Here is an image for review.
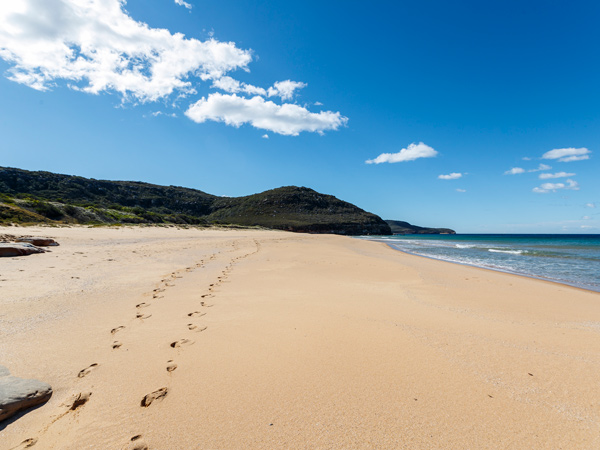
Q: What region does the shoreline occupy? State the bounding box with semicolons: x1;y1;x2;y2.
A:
2;226;600;449
378;241;600;294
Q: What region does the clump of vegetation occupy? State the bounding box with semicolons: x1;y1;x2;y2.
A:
23;200;65;220
0;193;15;204
0;203;51;224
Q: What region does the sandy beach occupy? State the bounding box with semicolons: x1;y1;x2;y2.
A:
1;225;599;450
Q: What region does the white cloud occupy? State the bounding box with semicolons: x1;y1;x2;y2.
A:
529;163;552;172
586;203;596;208
438;172;462;180
212;76;241;92
538;172;575;179
522;157;532;161
0;0;252;102
504;167;525;175
185;93;348;136
456;188;466;193
583;216;591;220
532;179;580;194
262;134;269;139
174;0;192;9
314;101;323;106
542;147;591;162
267;80;306;100
212;76;267;96
212;77;307;100
365;142;437;164
506;164;551;174
240;85;266;96
150;110;177;118
558;155;590;162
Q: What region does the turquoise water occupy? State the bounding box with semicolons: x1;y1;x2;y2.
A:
360;234;600;292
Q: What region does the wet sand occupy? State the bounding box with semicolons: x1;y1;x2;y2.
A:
1;225;599;449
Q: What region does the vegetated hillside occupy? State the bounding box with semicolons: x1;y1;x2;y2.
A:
0;167;391;235
385;220;456;235
209;186;391;235
0;167;216;215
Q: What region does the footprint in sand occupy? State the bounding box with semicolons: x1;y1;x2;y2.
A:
64;392;92;411
187;311;206;317
153;288;164;293
140;387;168;407
200;301;213;307
152;294;163;299
111;326;125;335
77;363;98;378
166;360;177;372
9;438;38;449
187;324;207;332
43;392;92;430
170;339;193;348
200;294;213;299
136;302;150;309
112;341;123;349
123;435;149;450
136;313;152;320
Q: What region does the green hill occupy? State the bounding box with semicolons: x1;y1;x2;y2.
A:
209;186;390;234
0;167;391;235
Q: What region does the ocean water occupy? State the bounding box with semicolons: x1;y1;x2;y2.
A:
360;234;600;292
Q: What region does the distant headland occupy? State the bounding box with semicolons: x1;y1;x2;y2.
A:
385;220;456;235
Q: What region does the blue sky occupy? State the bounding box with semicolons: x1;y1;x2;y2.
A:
0;0;599;233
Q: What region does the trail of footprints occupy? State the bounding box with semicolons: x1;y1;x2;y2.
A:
11;240;262;449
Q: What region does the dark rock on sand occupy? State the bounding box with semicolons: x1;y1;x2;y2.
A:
0;365;52;422
0;243;46;257
16;237;59;247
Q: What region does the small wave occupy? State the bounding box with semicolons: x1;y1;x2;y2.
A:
455;244;476;249
488;249;524;255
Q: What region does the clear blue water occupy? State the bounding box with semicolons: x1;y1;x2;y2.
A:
359;234;600;292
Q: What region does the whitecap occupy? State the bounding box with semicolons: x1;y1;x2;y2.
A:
488;249;523;255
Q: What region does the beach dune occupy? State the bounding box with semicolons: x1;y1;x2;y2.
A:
1;226;599;449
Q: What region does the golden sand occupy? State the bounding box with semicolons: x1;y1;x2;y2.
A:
1;226;599;449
